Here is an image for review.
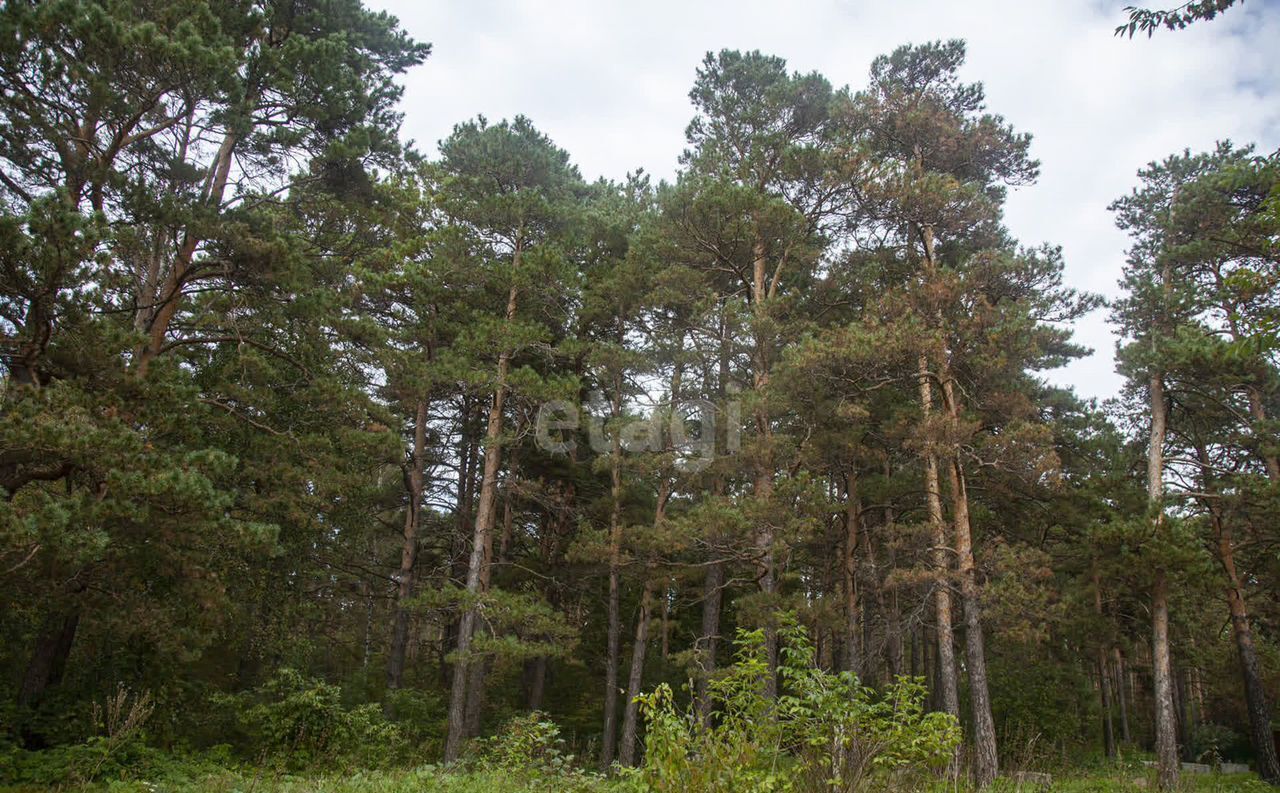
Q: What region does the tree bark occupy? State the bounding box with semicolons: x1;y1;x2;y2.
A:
1152;571;1179;790
134;116;245;379
1175;665;1193;762
601;368;626;768
750;227;779;699
1094;571;1117;759
1201;451;1280;783
917;355;959;720
619;581;654;767
945;453;998;787
696;560;724;724
526;656;547;711
697;316;730;722
1148;371;1179;791
444;267;519;763
387;399;429;694
17;609;80;713
842;471;864;678
1114;647;1132;745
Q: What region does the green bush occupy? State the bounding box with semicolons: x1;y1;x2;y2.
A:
236;669;405;769
474;712;610;792
636;619;961;793
0;685;158;787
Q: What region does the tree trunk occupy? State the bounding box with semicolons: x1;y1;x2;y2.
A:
1148;371;1179;791
1175;665;1194;762
1204;462;1280;783
17;609;80;713
444;272;519;763
1245;385;1280;480
466;470;519;738
945;454;998;787
1099;654;1117;760
619;581;654;767
134;118;245;379
910;622;922;678
1115;647;1132;745
388;399;429;695
842;471;863;677
601;368;626;769
1152;571;1180;790
917;355;959;720
879;461;905;683
1095;571;1117;760
750;227;779;699
697;318;729;722
696;560;724;724
526;656;547;711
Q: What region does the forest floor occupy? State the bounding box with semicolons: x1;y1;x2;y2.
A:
0;762;1273;793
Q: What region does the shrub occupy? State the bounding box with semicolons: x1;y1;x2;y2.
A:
636;618;961;793
474;712;612;792
0;685;158;787
237;668;404;769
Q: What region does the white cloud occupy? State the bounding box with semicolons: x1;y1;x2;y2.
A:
369;0;1280;402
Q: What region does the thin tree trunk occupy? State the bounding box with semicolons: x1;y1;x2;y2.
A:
1100;655;1117;759
660;583;672;660
1148;371;1179;791
1095;571;1117;760
750;228;779;699
1201;448;1280;783
1115;647;1132;745
444;268;519;763
867;485;904;683
697;317;729;722
1245;386;1280;480
467;468;519;737
1175;665;1193;762
842;471;864;677
883;570;905;682
944;452;998;787
526;656;547;711
388;399;429;694
619;581;654;766
1218;277;1280;480
918;355;959;720
880;460;905;683
601;366;626;768
134;117;246;379
696;560;724;724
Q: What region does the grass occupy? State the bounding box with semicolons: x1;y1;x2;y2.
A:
0;757;1272;792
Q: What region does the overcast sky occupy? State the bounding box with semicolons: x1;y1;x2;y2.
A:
366;0;1280;402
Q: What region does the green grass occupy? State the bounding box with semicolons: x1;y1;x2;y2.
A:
0;759;1271;793
0;765;629;793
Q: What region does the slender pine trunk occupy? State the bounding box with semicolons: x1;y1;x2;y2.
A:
601;366;626;768
1148;371;1179;791
619;581;654;766
945;454;998;787
917;356;959;720
388;400;429;695
1115;647;1132;744
842;471;863;677
1095;571;1117;759
1200;446;1280;783
444;267;519;763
